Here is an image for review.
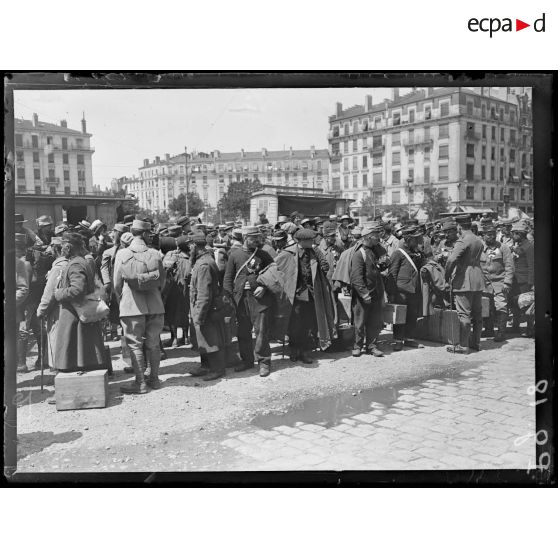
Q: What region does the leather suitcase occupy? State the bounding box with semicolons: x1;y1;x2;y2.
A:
415;308;442;342
440;309;461;345
55;369;109;411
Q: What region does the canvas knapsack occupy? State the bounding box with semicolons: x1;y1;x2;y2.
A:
120;248;161;291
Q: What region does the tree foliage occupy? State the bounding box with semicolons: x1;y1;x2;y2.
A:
168;191;205;217
421;187;449;220
217;180;263;222
360;196;410;221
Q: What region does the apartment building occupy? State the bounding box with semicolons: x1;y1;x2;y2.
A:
328;87;534;216
14;113;94;196
123;147;330;213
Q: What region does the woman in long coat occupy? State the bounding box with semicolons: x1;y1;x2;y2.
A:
53;232;106;372
162;236;192;347
36;238;68;370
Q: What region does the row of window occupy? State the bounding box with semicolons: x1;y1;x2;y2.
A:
16;150;85;165
333;97;518;137
16;168;86;181
18;183;86;195
15;134;85;150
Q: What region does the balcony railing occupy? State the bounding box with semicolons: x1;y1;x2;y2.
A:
369;144;385;154
45;177;60;184
402;138;433;150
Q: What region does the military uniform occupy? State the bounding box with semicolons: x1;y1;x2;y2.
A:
114;225;166;392
445;227;486;352
480;238;514;340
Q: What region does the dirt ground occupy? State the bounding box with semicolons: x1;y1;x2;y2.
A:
13;329;527;473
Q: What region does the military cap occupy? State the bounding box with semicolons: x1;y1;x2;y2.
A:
192;231;207;244
232;228;243;241
401;225;422;238
120;232;134;246
225;221;235;228
482;224;496;233
15;232;27;246
50;236;64;246
454;213;472;224
54;223;69;236
442;220;457;231
176;215;190;226
15;213;27;223
294;228;317;241
36;215;53;227
168;225;183;236
272;229;288;241
361;221;383;236
176;235;190;249
405;218;419;226
62;231;85;248
113;223;129;233
131;219;151;231
242;225;261;236
511;221;529;233
323;225;337;237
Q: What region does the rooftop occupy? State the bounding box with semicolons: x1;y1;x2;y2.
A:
15;118;91;137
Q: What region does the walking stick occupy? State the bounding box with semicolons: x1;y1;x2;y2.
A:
40;317;45;392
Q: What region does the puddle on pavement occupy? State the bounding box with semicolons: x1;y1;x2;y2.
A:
252;362;477;431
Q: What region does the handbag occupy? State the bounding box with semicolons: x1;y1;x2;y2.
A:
71;287;110;323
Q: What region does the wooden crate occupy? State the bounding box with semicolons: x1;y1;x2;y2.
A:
382;303;407;325
55;369;109;411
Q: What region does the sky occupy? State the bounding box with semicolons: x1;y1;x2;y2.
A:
14;87;411;189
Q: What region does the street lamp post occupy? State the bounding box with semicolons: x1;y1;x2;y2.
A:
184;146;189;217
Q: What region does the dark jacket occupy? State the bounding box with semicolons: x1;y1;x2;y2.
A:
189;251;225;354
445;230;486;293
512;239;534;285
480;241;515;287
53;256;106;371
223;246;275;309
389;243;423;295
16;257;31;322
349;245;385;303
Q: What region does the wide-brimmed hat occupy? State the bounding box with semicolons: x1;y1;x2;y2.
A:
401;225;422;238
511;221;529;233
339;214;353;223
442;220;457;231
281;222;298;235
89;219;105;233
454;214;472;225
242;226;261;236
272;229;288;241
300;218;315;227
36;215;53;227
168;224;183;236
54;223;69;236
113;223;129;234
277;215;289;224
176;215;190;226
352;225;363;237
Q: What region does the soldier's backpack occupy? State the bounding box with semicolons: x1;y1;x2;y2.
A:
120;248;161;292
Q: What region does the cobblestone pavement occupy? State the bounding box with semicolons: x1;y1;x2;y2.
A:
214;341;536;470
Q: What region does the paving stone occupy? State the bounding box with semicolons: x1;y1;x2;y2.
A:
273;425;299;435
292;430;320;441
299;423;326;433
352;413;380;424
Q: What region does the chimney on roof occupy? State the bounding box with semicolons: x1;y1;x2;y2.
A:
155;156;160;164
336;102;343;117
81;112;87;133
310;145;316;158
393;88;400;100
60;119;67;128
165;153;170;161
289;146;293;157
365;95;373;111
241;149;245;158
262;148;267;157
214;149;220;159
384;99;390;110
32;113;39;127
427;87;434;97
143;158;149;167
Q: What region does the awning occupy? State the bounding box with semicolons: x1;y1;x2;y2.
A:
510;175;519;181
522;171;532;180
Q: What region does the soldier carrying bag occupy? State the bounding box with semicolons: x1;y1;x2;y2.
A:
120;249;161;292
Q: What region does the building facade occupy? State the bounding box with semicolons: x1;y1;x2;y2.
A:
327;87;534;217
122;147;330;214
14;113;124;227
14;113;95;197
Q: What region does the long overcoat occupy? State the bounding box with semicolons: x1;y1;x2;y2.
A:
53;256;106;372
274;244;337;350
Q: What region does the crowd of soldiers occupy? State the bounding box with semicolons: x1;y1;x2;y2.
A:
13;208;535;396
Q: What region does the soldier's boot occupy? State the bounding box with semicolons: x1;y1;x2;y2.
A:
34;334;48;370
482;315;495;338
145;348;162;389
299;351;314;364
120;351;148;394
17;337;29;373
163;326;176;348
448;322;471;354
493;311;508;342
289;346;300;362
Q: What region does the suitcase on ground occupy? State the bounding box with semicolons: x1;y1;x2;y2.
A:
382;303;407;324
415;308;442;342
337;323;355;348
55;369;109;411
440;309;461;345
338;294;352;321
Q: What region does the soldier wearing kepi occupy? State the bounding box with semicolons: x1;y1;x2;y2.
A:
480;223;514;342
223;226;275;377
445;214;486;354
349;222;385;358
388;225;424;349
189;231;227;381
114;219;166;393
